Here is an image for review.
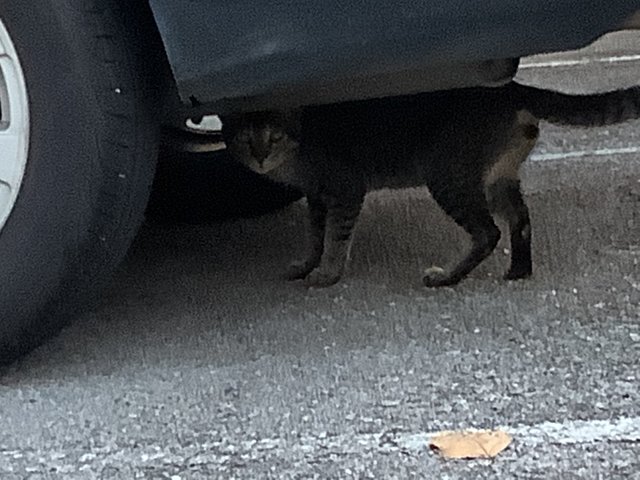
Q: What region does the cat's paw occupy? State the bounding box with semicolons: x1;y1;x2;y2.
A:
303;268;341;288
422;266;456;288
285;261;315;280
504;266;532;281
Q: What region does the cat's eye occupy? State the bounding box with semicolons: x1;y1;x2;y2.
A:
270;132;284;143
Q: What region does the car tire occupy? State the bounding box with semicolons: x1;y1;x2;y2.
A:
147;149;303;224
0;0;164;363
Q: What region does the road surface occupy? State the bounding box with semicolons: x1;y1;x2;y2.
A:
1;32;639;479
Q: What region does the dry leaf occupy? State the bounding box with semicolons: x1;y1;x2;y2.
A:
429;429;512;459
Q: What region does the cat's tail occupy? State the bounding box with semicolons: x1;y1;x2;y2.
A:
511;81;640;127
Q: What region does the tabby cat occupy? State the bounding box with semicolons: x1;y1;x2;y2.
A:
221;81;640;288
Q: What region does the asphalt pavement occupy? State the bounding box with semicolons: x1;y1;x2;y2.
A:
1;32;639;479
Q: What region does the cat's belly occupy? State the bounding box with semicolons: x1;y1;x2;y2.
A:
264;158;428;194
366;171;425;191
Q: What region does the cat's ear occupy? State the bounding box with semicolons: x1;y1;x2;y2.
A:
283;109;303;137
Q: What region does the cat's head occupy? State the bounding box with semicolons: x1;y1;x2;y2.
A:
221;110;300;174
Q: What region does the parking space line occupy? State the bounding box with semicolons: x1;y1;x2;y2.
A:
398;416;640;451
531;146;640;161
521;54;640;69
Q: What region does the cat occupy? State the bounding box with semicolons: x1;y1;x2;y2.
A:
221;81;640;288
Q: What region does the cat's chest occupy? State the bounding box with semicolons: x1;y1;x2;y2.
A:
264;161;306;189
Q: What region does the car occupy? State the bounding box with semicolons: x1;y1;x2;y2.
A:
0;0;638;363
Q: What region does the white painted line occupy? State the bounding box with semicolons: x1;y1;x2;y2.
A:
399;416;640;452
531;146;640;161
521;54;640;69
2;416;639;470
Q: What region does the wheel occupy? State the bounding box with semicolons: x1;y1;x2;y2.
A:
0;0;163;363
146;148;303;224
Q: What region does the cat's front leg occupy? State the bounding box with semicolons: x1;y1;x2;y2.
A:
304;194;364;288
286;195;327;280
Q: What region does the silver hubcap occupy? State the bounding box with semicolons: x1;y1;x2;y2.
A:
0;17;29;232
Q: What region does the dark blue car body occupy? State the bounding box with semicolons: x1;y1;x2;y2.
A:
149;1;638;113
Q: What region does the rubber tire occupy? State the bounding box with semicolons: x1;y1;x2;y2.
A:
0;0;163;363
147;148;303;224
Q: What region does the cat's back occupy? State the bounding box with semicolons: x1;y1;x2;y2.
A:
301;86;514;143
302;92;444;135
295;86;519;191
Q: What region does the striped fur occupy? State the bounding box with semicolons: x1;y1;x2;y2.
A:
221;81;640;288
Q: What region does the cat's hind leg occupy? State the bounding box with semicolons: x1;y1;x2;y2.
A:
423;182;501;287
484;115;538;280
286;195;327;280
486;178;532;280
